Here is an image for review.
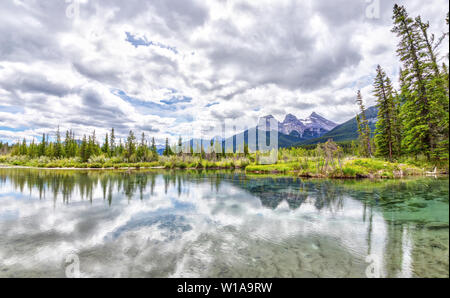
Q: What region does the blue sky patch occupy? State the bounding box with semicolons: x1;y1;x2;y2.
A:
125;32;178;54
111;89;177;115
0;105;25;113
205;102;219;108
0;126;26;132
160;96;192;105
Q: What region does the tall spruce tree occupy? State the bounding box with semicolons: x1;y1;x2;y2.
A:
54;126;64;158
415;16;443;77
110;128;115;156
80;135;88;162
417;15;449;161
27;139;38;158
137;132;148;161
63;130;74;158
102;133;110;156
356;90;372;157
393;5;449;161
151;137;157;156
163;138;172;156
373;65;400;160
38;133;46;157
86;135;93;161
20;138;27;155
392;5;432;158
178;136;183;156
125;130;136;161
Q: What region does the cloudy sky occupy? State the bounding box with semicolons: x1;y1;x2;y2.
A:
0;0;448;145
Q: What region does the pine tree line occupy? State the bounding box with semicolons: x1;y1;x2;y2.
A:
10;130;240;162
11;128;160;163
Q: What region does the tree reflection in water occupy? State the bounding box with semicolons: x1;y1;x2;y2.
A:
0;168;448;277
0;169;351;212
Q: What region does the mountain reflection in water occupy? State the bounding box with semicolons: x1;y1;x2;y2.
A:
0;168;448;277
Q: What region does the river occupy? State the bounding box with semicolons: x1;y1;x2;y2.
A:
0;168;448;277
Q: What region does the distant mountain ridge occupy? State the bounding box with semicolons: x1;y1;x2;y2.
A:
294;106;379;146
259;112;338;139
169;108;378;154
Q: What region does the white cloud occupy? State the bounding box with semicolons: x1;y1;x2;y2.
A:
0;0;448;144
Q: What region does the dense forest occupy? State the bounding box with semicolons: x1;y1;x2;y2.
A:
1;5;449;170
354;5;448;163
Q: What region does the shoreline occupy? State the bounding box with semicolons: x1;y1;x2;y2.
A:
0;164;166;170
1;163;447;179
0;164;244;171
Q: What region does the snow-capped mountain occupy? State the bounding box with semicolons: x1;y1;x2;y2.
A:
259;112;338;138
280;114;305;135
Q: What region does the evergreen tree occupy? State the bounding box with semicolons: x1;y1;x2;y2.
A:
150;137;158;156
350;140;358;156
110;128;115;156
92;130;101;156
178;136;183;156
356;90;372;157
27;139;38;158
102;133;110;156
446;12;449;59
393;4;432;158
163;138;173;156
69;130;78;157
136;132;148;161
391;88;403;155
54;126;64;158
80;135;88;162
20;138;27;156
45;141;54;158
125;130;136;161
443;63;449;94
244;142;249;157
415;16;443;77
38;133;46;157
373;65;400;160
86;135;93;161
64;130;73;158
393;5;449;161
45;134;49;157
416;16;449;161
210;139;214;156
117;139;124;156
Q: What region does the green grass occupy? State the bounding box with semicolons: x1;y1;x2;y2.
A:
0;154;436;179
245;157;426;178
0;155;163;169
0;155;250;170
245;162;297;173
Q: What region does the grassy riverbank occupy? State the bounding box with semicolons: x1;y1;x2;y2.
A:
245;157;430;178
0;154;446;179
0;155;250;170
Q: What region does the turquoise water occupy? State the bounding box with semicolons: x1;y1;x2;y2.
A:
0;168;448;277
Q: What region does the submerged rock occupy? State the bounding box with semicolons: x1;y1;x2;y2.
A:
408;201;427;208
425;222;449;230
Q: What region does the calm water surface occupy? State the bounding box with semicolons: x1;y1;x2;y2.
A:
0;168;448;277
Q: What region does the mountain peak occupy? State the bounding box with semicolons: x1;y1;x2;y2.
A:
310;112;323;118
277;111;338;137
283;113;298;123
304;112;338;131
258;115;279;131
